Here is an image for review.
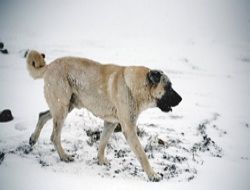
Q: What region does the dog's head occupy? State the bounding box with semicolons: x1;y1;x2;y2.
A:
147;70;182;112
26;50;46;68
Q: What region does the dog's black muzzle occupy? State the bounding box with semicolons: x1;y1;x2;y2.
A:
157;87;182;112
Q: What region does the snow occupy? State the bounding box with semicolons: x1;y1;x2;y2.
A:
0;0;250;189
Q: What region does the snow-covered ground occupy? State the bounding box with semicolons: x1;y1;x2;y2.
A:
0;0;250;189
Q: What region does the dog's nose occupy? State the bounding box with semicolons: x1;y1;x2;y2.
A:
169;89;182;107
175;91;182;103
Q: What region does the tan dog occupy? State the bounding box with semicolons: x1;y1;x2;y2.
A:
26;50;182;181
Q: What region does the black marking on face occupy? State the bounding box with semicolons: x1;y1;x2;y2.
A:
32;61;36;67
157;85;182;112
41;53;45;58
147;70;162;85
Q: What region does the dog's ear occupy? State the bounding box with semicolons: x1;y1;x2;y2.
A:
41;53;45;58
147;70;162;85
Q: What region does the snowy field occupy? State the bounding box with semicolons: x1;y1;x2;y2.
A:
0;0;250;189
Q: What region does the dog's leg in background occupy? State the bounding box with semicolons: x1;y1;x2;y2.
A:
97;121;117;165
29;110;52;146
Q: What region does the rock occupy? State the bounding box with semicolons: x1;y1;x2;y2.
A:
114;149;126;158
114;169;121;174
0;152;5;165
0;49;8;54
39;160;49;167
188;175;194;181
86;129;101;146
0;42;9;54
158;138;165;146
0;42;3;49
24;49;29;58
0;109;14;122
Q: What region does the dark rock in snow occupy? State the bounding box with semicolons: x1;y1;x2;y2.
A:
24;49;29;58
0;109;14;122
39;160;49;167
163;164;178;179
0;42;4;49
16;144;33;154
162;154;187;163
114;149;127;158
0;152;5;165
114;169;121;174
192;133;223;157
158;138;165;146
188;175;195;181
0;49;8;54
193;115;223;157
86;129;101;140
86;129;101;146
0;42;9;54
164;164;176;172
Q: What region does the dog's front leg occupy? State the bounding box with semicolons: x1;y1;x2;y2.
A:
97;121;117;165
122;123;161;182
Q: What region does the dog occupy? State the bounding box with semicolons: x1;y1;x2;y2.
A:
26;50;182;181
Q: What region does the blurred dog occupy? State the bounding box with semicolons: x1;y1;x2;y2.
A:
26;50;182;181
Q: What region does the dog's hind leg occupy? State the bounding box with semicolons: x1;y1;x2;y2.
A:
97;121;117;165
29;110;52;146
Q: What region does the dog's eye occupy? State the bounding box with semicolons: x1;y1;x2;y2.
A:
32;61;35;67
147;70;162;84
41;53;45;58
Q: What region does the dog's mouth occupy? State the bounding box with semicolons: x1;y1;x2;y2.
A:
157;88;182;112
165;106;172;112
157;100;173;112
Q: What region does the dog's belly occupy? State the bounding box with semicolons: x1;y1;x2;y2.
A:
75;92;119;123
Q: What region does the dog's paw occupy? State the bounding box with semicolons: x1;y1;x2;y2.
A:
60;154;74;162
29;135;37;147
98;157;110;166
148;172;162;182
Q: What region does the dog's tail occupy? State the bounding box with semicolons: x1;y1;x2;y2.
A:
26;50;47;79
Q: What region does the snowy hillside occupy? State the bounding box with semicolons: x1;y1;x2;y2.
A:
0;0;250;189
